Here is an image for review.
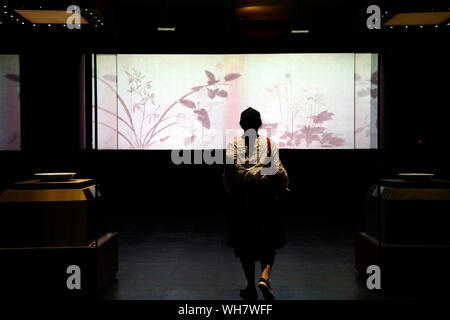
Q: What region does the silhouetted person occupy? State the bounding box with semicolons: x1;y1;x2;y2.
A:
223;107;289;300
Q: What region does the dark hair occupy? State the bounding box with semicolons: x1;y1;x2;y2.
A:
239;107;262;131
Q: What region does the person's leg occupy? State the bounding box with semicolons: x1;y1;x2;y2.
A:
239;256;257;300
240;257;256;289
260;249;275;280
258;249;276;300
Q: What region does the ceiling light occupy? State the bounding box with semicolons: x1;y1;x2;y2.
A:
291;29;309;34
384;11;450;26
14;9;89;25
157;25;176;31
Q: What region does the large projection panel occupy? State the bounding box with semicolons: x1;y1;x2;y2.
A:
95;53;378;149
0;55;21;151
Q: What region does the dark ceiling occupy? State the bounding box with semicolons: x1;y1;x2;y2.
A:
1;0;449;52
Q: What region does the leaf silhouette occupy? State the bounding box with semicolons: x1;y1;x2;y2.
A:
102;74;116;82
355;126;367;134
205;70;216;83
311;111;334;124
160;136;170;142
320;132;333;144
133;103;144;112
280;131;293;139
194;109;211;129
179;99;196;109
300;126;321;134
4;73;20;82
293;132;305;145
191;86;203;92
371;71;378;84
370;88;377;98
207;88;219;100
329;136;345;146
310;126;326;134
184;135;196;146
305;135;313;147
217;90;228;98
224;73;241;81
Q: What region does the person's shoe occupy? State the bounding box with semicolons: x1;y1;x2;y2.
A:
257;278;275;300
240;286;258;300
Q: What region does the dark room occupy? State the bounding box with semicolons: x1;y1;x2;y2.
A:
0;0;449;316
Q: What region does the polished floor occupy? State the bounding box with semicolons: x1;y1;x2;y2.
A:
98;214;384;300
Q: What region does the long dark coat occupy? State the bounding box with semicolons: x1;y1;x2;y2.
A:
226;180;286;261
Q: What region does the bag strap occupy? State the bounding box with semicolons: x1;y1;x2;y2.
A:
267;138;271;157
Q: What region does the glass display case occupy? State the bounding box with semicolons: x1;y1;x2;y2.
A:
0;174;118;297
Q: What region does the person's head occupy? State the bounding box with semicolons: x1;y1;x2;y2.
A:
239;107;262;132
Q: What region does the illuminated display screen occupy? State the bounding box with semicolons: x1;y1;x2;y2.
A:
94;53;378;149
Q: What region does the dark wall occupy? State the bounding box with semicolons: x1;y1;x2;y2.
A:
381;37;450;178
